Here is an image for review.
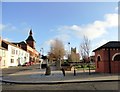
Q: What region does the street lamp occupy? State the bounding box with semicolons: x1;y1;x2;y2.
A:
68;42;70;61
41;48;44;56
68;42;70;54
88;57;91;75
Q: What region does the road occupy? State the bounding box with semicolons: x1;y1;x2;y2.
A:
2;81;119;91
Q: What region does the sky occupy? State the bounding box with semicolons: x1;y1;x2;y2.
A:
1;2;118;55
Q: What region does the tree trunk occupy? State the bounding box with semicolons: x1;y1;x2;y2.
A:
56;60;61;70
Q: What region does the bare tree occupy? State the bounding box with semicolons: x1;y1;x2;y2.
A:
80;36;90;61
80;36;91;74
49;38;65;69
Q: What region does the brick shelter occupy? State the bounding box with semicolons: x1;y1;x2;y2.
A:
93;41;120;73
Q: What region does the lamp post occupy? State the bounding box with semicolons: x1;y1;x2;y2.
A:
40;48;44;56
59;50;61;69
88;57;91;75
68;42;70;61
68;42;70;54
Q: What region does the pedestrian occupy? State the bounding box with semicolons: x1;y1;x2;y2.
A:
61;68;65;76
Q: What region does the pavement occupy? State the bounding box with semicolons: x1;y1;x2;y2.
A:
1;67;120;84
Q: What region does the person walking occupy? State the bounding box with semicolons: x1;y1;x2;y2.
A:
61;68;65;76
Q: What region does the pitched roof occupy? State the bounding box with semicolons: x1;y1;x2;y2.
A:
0;46;7;50
13;41;27;45
93;41;120;52
2;40;25;51
19;41;27;45
2;40;17;47
26;35;35;41
26;29;35;42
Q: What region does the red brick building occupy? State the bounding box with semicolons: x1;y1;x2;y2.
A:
93;41;120;73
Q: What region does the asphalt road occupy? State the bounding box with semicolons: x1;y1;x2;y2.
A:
2;81;119;91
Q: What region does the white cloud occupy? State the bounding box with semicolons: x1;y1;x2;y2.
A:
1;23;32;39
45;39;55;46
93;39;108;49
0;23;17;32
1;23;31;33
104;13;118;27
56;13;118;40
98;39;108;47
43;35;70;53
0;24;6;31
54;34;70;42
41;39;55;54
44;34;70;47
3;38;12;42
90;39;108;56
115;6;118;11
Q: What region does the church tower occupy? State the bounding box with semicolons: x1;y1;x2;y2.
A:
26;29;35;49
71;47;76;54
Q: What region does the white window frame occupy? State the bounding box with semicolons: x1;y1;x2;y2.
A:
112;53;120;61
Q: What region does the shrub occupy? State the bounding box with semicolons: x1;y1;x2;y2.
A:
81;65;84;68
61;62;70;66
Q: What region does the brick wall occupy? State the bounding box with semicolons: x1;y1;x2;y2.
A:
95;48;120;73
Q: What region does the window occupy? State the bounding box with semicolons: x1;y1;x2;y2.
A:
113;54;120;61
19;51;21;55
16;50;18;55
97;55;101;68
11;59;14;63
3;60;5;66
11;48;15;55
25;53;28;57
2;51;5;57
24;57;26;61
97;56;101;62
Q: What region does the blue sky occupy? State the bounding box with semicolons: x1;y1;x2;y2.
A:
1;2;118;55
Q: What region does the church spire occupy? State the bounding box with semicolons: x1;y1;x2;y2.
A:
26;29;35;49
26;29;35;41
29;29;32;36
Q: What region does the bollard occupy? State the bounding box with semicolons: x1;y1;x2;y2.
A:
74;67;76;76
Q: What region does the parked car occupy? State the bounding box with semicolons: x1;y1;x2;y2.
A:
22;62;30;66
29;61;34;65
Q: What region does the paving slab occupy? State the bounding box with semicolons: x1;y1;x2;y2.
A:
1;69;120;84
